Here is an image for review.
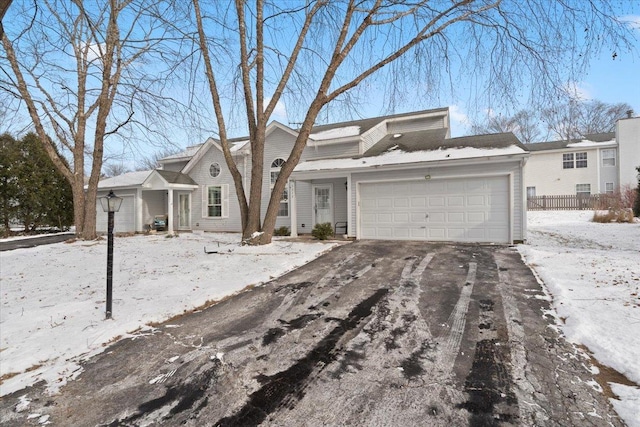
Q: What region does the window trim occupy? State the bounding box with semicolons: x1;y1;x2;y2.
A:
605;182;615;194
526;186;536;198
209;162;221;178
602;149;616;167
202;184;229;219
270;158;289;217
575;152;587;168
562;153;574;169
576;183;591;196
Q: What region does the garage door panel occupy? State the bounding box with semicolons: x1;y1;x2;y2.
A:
447;196;464;207
359;176;510;243
428;196;445;207
96;196;135;233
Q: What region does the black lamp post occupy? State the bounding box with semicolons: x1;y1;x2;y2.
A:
100;190;123;319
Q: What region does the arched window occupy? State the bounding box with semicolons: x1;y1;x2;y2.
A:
270;158;288;217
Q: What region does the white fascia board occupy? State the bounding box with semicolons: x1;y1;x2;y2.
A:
309;135;360;147
292;153;528;180
182;137;223;174
266;121;298;138
530;142;617;154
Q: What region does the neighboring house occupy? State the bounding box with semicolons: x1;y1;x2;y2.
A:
523;116;640;198
96;108;530;243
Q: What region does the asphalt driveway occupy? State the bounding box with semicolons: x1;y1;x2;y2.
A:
0;241;622;426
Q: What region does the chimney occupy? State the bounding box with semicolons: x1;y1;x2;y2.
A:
626;109;634;119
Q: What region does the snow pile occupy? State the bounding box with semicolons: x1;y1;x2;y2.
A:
0;233;338;396
518;211;640;426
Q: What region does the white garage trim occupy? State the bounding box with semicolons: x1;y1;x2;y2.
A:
356;173;512;243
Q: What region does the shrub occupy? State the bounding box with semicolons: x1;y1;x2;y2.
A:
592;209;634;223
274;226;290;236
311;222;333;240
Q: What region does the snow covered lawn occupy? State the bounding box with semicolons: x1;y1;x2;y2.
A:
0;232;338;397
518;211;640;426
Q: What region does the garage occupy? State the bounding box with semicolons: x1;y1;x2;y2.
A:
359;176;510;243
96;195;136;233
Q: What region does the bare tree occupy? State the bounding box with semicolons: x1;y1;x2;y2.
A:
471;110;545;144
0;0;11;39
184;0;634;244
542;99;633;140
136;147;182;171
102;163;131;178
1;1;187;239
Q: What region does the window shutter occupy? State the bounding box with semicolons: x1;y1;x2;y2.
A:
202;186;208;218
222;184;229;218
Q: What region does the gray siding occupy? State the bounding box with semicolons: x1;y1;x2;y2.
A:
295;178;349;235
598;148;618;192
387;116;444;134
141;190;166;225
306;141;360;160
161;161;189;172
189;143;241;232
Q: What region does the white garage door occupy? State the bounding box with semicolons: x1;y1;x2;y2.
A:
359;176;510;243
96;195;136;233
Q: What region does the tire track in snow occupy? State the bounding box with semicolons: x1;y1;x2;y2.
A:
437;262;477;373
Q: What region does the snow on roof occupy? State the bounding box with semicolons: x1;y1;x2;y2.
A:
294;145;526;173
310;125;360;141
97;170;153;189
160;145;203;161
230;140;249;152
566;139;616;148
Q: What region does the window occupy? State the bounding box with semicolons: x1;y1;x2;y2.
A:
575;152;587;168
203;185;228;218
602;149;616;167
562;153;574;169
209;163;221;178
576;184;591;196
270;158;288;216
605;182;615;194
526;187;536;198
207;186;222;217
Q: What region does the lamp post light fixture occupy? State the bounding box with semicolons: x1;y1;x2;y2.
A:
100;190;123;319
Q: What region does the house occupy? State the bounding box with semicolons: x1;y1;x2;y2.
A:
96;108;530;243
523;116;640;198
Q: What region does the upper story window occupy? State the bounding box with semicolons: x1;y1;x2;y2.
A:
602;149;616;167
270;158;288;217
562;153;574;169
209;162;221;178
563;152;587;169
575;152;587;168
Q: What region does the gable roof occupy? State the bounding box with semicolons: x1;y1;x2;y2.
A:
97;170;153;189
154;169;197;185
308;107;449;136
525;132;615;152
294;131;527;173
365;129;525;157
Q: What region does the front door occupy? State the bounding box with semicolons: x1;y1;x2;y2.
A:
178;193;190;229
313;185;333;226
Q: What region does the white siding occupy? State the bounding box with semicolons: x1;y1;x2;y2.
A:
618;118;640;189
362;122;387;153
524;148;601;195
